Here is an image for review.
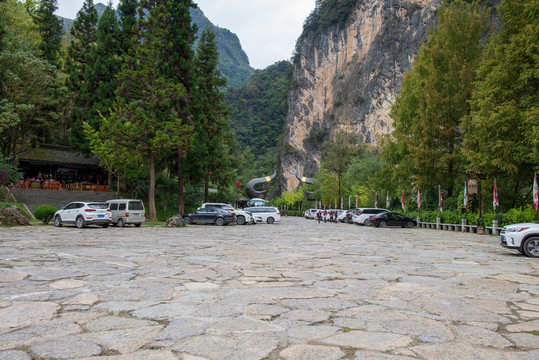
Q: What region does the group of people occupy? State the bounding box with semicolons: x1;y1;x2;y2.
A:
316;210;340;224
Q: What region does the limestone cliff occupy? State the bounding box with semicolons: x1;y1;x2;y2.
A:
281;0;442;191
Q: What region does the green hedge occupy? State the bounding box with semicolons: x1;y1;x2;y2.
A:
34;205;58;224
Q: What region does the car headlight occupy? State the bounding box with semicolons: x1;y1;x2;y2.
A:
504;227;529;232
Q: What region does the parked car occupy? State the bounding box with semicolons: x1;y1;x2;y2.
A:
54;202;111;228
338;210;352;223
182;207;236;226
352;208;388;225
106;199;146;227
244;206;281;224
500;222;539;257
200;202;259;225
370;211;417;228
304;209;319;219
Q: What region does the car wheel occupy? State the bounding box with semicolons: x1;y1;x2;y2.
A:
183;217;191;225
364;220;372;226
522;237;539;258
76;216;85;229
118;218;124;228
379;221;387;228
267;217;275;224
406;222;415;228
135;223;141;228
54;215;62;227
215;217;224;226
236;216;246;225
102;223;109;228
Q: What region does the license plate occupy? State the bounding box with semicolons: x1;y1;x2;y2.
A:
133;213;140;216
98;215;104;218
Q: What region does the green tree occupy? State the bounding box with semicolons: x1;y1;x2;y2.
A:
463;0;538;179
117;0;138;57
322;131;358;198
191;27;233;202
380;1;490;196
82;4;121;133
66;0;98;149
162;0;198;214
34;0;63;68
95;0;192;221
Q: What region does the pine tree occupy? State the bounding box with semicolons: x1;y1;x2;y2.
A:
95;0;192;221
66;0;98;150
34;0;63;68
83;4;121;131
117;0;138;57
162;0;198;214
193;27;233;202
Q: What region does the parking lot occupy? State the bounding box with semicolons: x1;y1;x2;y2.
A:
0;217;538;359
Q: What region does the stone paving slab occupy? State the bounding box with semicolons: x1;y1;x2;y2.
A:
0;217;538;359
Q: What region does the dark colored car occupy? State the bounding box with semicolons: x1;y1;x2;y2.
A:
370;211;417;228
182;207;236;226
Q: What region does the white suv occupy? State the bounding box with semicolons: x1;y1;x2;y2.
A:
500;222;539;257
200;203;259;225
54;202;112;228
244;206;281;224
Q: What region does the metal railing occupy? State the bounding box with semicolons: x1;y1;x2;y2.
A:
416;218;502;235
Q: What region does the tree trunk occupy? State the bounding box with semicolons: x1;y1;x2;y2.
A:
177;147;184;215
205;170;210;203
148;150;157;222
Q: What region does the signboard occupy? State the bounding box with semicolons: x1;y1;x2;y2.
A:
467;179;479;196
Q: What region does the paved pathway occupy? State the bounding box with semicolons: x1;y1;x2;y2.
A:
0;217;538;359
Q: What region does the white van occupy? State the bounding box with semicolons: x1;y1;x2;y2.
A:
106;199;146;227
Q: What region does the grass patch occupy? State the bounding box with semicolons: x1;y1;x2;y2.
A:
0;202;32;216
343;327;359;332
144;221;167;227
530;331;539;336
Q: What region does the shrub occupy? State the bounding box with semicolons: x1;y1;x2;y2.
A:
34;205;58;224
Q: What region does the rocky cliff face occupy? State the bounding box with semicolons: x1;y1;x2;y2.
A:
281;0;442;191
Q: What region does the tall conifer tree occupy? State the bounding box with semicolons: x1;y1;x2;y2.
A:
34;0;63;68
117;0;138;57
66;0;98;150
83;4;121;131
162;0;198;214
193;28;233;202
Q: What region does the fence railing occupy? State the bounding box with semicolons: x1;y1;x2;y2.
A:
417;218;502;236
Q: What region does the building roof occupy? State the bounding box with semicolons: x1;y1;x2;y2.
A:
17;145;102;167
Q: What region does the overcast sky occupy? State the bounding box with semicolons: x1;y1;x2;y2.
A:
55;0;316;69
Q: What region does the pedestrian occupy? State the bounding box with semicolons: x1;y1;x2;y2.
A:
317;211;321;224
323;210;327;223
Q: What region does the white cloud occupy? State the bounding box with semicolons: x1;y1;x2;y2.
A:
56;0;316;69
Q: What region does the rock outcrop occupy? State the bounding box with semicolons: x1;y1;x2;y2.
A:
281;0;442;191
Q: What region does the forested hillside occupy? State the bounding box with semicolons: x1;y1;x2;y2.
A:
226;61;292;178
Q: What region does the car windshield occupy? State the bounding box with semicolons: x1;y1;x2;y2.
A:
89;203;108;209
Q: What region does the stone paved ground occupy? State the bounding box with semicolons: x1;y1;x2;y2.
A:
0;217;538;360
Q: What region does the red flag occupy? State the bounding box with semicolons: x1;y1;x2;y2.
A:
355;195;358;208
493;178;499;211
375;191;378;208
401;189;405;211
534;173;539;211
